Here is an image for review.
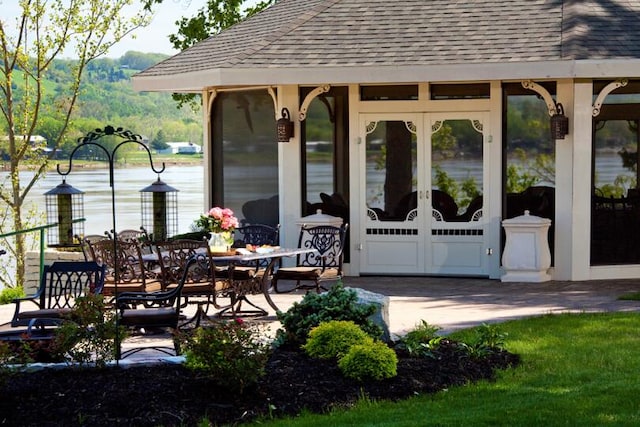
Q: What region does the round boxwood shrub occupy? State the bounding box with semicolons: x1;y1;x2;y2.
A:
303;320;374;360
338;340;398;381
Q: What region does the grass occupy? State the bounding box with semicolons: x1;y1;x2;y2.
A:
250;312;640;426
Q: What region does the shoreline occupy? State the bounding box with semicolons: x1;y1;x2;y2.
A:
1;157;203;172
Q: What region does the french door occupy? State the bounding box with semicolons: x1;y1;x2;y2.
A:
360;112;490;275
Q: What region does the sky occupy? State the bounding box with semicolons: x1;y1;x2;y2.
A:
0;0;261;59
108;0;210;58
107;0;262;58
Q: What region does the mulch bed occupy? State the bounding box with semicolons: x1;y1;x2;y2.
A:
0;339;519;426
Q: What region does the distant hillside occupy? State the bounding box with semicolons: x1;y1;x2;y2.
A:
5;51;202;156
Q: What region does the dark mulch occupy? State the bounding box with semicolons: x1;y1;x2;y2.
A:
0;340;520;426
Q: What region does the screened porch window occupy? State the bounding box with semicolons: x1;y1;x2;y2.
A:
502;82;556;262
211;90;279;226
591;80;640;265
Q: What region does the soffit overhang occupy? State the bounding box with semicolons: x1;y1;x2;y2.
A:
132;59;640;93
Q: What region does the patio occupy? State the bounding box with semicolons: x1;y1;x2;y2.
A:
3;275;637;362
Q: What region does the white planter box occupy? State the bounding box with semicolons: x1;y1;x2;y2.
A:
24;250;84;294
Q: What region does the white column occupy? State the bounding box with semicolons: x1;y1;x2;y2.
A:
202;89;213;210
555;80;592;280
277;85;302;252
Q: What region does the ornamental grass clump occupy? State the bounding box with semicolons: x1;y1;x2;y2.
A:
181;319;271;393
303;320;374;360
338;340;398;381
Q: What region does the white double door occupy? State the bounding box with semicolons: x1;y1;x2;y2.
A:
359;112;492;276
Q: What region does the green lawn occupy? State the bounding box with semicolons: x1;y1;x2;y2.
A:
251;312;640;426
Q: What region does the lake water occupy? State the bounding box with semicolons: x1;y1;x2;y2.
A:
5;151;633;236
15;165;207;236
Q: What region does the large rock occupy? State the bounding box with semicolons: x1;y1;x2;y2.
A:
346;287;391;342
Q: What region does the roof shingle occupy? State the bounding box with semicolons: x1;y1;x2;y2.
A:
135;0;640;83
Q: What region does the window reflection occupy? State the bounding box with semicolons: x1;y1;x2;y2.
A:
212;90;278;226
366;120;417;221
431;119;483;223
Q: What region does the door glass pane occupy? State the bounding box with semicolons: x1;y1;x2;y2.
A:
365;120;417;221
431;119;483;222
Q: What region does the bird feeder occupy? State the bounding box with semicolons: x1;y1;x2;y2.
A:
140;177;178;242
44;180;85;247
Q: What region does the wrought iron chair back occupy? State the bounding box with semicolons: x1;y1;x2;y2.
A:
10;261;106;327
234;224;280;269
155;239;208;288
297;224;347;269
110;227;153;254
272;223;348;293
234;224;280;247
154;240;231;323
87;239;152;294
76;234;110;261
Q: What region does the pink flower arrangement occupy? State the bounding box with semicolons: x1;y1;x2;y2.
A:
196;207;239;233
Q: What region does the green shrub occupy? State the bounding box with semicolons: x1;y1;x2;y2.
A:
338;340;398;381
275;283;383;348
396;319;443;357
52;293;124;367
180;319;271;393
0;286;25;305
303;320;374;360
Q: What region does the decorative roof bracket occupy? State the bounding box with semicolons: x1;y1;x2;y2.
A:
521;80;557;116
268;87;278;120
299;85;331;121
206;89;218;123
592;79;628;117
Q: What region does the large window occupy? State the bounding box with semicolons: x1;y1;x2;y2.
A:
300;87;349;224
211;90;278;226
591;81;640;265
502;83;556;261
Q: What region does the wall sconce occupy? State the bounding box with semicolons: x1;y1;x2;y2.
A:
44;180;85;247
276;107;294;142
140;177;179;242
550;103;569;140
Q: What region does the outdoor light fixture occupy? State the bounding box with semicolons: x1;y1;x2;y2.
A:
550;103;569;140
276;107;294;142
44;180;85;247
140;177;179;242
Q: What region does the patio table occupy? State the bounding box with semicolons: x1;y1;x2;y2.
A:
141;247;317;316
212;247;317;316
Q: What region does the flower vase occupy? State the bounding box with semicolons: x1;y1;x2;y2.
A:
209;231;233;253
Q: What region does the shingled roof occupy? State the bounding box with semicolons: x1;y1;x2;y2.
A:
133;0;640;91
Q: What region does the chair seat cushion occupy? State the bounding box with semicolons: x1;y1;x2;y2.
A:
168;279;230;296
274;267;322;281
275;266;341;281
103;282;146;295
119;307;178;327
15;308;72;321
